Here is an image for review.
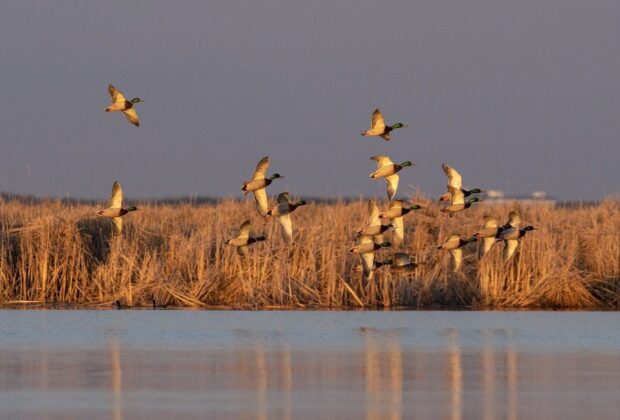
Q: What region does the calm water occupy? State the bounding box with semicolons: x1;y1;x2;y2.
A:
0;310;619;419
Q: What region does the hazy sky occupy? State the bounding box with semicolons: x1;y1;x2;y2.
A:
1;0;618;201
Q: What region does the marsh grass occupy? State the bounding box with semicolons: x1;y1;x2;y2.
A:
0;196;618;308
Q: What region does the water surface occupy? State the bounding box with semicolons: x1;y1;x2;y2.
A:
0;310;619;419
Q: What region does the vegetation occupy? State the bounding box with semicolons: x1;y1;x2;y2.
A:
0;196;618;309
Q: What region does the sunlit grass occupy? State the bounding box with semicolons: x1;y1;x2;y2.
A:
0;196;618;308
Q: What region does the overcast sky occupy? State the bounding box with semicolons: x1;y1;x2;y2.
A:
0;0;618;201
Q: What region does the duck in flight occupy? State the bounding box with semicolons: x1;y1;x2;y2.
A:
241;156;283;216
439;164;483;202
97;181;138;235
369;155;414;201
105;84;144;127
225;220;266;256
267;192;307;243
361;109;407;141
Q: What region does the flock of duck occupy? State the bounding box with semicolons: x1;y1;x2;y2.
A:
100;85;536;280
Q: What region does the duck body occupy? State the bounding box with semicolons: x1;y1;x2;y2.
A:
242;177;275;193
267;201;306;217
379;202;423;219
357;223;393;237
437;234;477;271
225;221;267;256
349;240;391;255
97;206;138;218
391;252;420;271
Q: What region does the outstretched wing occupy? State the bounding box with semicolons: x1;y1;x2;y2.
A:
370;109;386;132
367;200;380;227
277;192;290;204
480;237;496;259
503;239;519;262
442;164;462;190
360;251;375;281
237;245;249;257
111;217;123;235
109;181;123;208
253;189;269;216
448;186;464;206
108;84;126;107
507;211;522;228
385;174;399;201
483;216;498;229
391;216;404;247
238;220;251;240
122;108;140;127
370;155;393;168
449;248;462;272
278;214;293;243
252;156;269;180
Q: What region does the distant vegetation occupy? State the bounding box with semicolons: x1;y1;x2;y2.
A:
0;196;618;309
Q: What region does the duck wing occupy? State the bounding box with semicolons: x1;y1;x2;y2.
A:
368;108;386;134
111;217;123;235
367;200;380;227
237;220;251;240
252;156;269;180
370;155;393;169
108;84;127;108
391;216;404;247
253;188;269;216
122;108;140;127
277;192;290;205
448;186;465;206
109;181;123;209
480;237;496;258
237;245;249;257
442;164;462;190
449;248;462;271
278;213;293;243
503;239;519;262
385;174;399;201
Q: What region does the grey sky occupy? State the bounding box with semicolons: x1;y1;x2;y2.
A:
0;0;618;201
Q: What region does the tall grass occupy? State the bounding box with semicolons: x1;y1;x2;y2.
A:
0;196;618;308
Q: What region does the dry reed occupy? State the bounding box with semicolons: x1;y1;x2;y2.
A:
0;196;618;309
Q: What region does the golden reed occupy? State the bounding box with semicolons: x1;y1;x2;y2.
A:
0;196;618;308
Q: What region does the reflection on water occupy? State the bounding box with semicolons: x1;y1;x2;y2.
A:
0;311;619;419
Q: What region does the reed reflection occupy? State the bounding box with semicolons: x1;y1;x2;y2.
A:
482;333;495;420
507;335;518;420
447;329;462;420
108;338;123;420
363;329;403;420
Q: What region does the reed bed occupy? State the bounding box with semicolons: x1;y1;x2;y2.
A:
0;196;618;309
